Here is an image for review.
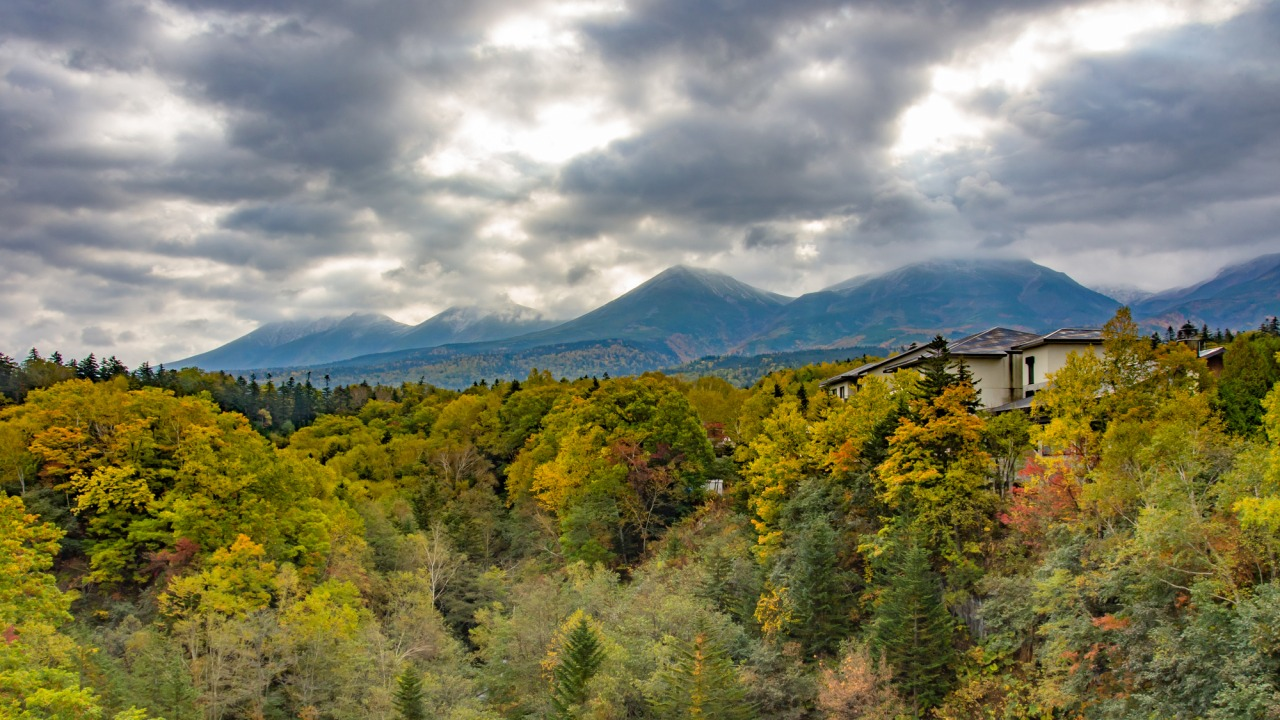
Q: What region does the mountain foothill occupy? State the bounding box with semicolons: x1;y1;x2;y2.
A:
173;254;1280;388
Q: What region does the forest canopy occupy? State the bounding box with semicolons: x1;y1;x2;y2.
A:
2;312;1280;719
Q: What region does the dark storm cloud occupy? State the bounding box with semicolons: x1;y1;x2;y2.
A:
558;116;868;225
566;263;596;286
743;226;794;250
126;147;309;203
934;1;1280;258
1;0;157;70
544;0;1109;259
80;326;117;346
220;203;355;236
0;0;1272;363
164;28;415;174
583;0;1082;66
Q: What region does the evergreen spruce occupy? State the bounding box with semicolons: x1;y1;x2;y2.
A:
774;479;855;656
76;353;100;381
869;541;955;717
550;615;606;719
647;633;752;720
916;335;955;401
392;667;426;720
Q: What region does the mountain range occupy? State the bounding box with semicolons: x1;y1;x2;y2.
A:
1133;253;1280;331
174;255;1280;387
176;301;556;370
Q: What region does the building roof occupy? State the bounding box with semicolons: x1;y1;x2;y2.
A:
1010;328;1103;351
1199;346;1225;360
987;395;1036;413
818;343;929;387
946;327;1043;356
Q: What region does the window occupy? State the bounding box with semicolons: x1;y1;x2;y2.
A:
1025;356;1035;385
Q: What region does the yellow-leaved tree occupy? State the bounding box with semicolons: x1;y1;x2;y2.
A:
877;383;993;567
0;494;156;719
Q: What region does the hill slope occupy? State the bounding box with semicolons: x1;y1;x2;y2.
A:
273;338;681;389
738;259;1121;353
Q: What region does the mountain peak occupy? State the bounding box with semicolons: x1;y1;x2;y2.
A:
740;257;1120;354
477;264;792;362
397;302;556;349
659;264;728;278
634;265;792;306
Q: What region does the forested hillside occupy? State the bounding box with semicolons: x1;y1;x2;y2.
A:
3;309;1280;719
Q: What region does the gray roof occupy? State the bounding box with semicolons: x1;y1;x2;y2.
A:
947;327;1043;356
1011;328;1103;350
818;344;929;387
987;395;1036;413
1199;346;1225;359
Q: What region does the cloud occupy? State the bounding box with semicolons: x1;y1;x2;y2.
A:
925;2;1280;284
0;0;1272;365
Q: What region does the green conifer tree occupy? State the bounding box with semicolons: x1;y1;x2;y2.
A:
773;480;855;656
869;541;955;717
77;352;100;381
647;633;752;720
916;335;956;402
392;667;426;720
550;615;606;719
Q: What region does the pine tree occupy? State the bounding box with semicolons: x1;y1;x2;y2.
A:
392;667;426;720
76;352;100;381
869;542;955;717
773;480;854;656
797;385;809;414
647;633;752;720
0;352;18;401
102;355;127;378
916;335;956;402
549;614;606;719
786;511;852;656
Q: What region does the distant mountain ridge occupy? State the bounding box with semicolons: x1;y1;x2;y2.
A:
736;258;1121;354
175;254;1280;387
173;301;555;371
481;265;792;361
175;314;407;371
1133;253;1280;331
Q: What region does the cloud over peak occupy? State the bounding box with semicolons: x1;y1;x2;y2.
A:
1;0;1275;364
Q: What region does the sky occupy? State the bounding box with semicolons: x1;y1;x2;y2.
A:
1;0;1277;365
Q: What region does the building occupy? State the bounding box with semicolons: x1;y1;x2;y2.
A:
820;327;1105;411
820;342;933;401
